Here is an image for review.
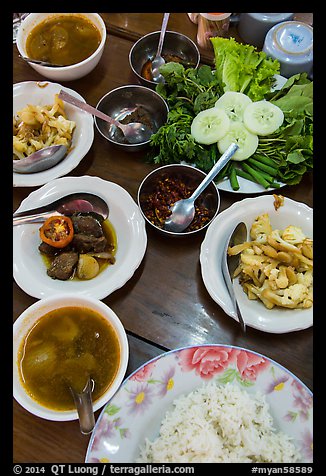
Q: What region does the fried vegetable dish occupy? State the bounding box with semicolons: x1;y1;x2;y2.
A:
13;94;76;161
228;213;313;309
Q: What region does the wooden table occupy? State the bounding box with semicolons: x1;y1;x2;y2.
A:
13;13;313;463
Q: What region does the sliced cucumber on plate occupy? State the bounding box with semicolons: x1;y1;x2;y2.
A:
217;122;259;161
243;100;284;136
215;91;252;122
191;107;230;145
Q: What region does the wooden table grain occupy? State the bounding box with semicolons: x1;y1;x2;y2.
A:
13;12;313;464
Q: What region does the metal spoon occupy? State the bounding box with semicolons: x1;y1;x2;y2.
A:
58;90;153;144
222;222;247;332
13;144;67;174
69;377;95;435
164;143;239;233
19;54;66;67
13;192;109;226
151;13;170;83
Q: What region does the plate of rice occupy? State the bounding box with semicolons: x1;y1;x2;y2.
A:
86;344;313;463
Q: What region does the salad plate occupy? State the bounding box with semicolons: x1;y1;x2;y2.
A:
86;344;313;463
13;175;147;299
13;81;94;187
200;194;313;333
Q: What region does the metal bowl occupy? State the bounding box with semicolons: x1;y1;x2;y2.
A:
95;85;169;152
137;164;220;237
129;31;200;89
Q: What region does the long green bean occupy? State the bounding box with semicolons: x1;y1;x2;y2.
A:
252;154;278;168
247;158;278;177
229;164;240;191
241;163;270;189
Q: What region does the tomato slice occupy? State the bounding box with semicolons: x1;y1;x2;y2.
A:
39;215;74;248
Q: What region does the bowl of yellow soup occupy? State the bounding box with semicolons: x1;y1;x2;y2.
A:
13;294;129;421
16;13;106;81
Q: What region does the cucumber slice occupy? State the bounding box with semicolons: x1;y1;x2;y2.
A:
191;107;230;145
243;100;284;136
215;91;252;122
217;122;258;161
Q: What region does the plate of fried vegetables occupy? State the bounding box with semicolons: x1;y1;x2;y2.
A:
149;37;313;193
200;194;313;333
13;81;94;187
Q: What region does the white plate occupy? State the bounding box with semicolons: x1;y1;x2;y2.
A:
13;175;147;299
200;194;313;333
216;174;285;194
13;81;94;187
86;344;313;463
216;74;288;194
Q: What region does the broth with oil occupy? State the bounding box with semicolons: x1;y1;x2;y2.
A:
25;14;101;66
18;307;121;411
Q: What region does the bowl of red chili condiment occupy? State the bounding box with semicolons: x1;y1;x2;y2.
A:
137;164;220;236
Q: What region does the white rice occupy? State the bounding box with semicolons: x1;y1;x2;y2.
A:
136;381;301;463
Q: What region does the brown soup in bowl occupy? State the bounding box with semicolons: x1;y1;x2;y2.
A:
25;14;101;66
18;306;120;411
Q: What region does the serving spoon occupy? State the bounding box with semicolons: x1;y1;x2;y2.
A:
13;192;109;225
164;143;239;233
13;144;68;174
151;13;170;83
19;55;66;68
58;90;153;144
222;222;247;332
69;377;95;435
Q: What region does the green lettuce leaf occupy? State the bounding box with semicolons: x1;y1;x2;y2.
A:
210;36;280;100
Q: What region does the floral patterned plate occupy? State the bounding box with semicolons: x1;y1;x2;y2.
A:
86;345;313;463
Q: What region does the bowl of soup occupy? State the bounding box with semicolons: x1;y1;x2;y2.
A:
16;13;106;81
13;294;129;421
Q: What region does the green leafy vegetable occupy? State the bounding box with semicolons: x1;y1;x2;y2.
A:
148;55;313;190
256;72;313;184
149;63;222;172
210;36;280;101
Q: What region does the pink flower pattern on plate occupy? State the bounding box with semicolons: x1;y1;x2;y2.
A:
178;346;269;383
235;349;270;382
130;361;156;382
178;346;237;379
86;346;312;463
290;379;313;421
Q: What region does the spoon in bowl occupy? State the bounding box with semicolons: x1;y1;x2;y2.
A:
58;90;153;144
151;13;170;83
13;192;109;225
164;143;239;233
13;144;68;174
19;55;66;68
69;377;95;435
222;221;247;332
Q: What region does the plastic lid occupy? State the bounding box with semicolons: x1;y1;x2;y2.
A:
199;13;232;21
273;21;313;55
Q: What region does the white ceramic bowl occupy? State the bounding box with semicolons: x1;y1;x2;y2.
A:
263;21;313;78
237;13;294;48
13;81;94;187
13;294;129;421
16;13;106;81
